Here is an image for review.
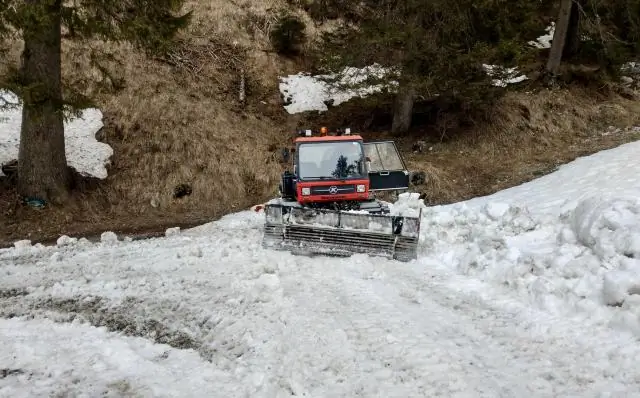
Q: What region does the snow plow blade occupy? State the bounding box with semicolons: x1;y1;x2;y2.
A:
262;204;421;262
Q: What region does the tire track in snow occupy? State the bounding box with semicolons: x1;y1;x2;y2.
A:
252;257;553;397
367;260;640;396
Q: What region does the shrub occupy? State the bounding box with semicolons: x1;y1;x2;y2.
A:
269;13;306;57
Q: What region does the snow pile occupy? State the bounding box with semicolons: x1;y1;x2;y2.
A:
414;149;640;336
0;90;113;179
459;140;640;217
279;64;397;114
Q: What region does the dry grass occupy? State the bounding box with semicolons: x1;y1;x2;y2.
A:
1;0;306;242
400;87;640;204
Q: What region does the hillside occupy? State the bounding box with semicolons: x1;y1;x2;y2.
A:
1;0;639;245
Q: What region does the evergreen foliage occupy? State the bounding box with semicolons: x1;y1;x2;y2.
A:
572;0;640;72
0;0;192;202
315;0;554;125
0;0;192;108
270;11;307;57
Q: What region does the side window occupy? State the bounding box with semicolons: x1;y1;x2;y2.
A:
364;142;405;172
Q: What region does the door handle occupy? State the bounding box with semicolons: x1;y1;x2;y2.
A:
379;171;390;176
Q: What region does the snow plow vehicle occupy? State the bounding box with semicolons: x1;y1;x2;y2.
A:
262;127;421;262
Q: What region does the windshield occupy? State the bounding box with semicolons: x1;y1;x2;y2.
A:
298;141;365;180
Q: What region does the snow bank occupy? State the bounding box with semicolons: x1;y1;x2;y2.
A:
457;140;640;217
418;194;640;336
0;90;113;179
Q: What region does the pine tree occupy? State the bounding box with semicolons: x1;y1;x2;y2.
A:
543;0;640;84
0;0;191;204
316;0;554;133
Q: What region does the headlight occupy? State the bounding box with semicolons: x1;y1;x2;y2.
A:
356;184;366;193
301;187;311;196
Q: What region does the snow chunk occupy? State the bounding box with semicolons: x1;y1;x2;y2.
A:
0;90;113;179
56;235;78;247
100;231;118;245
569;195;640;259
390;192;426;217
13;240;32;250
165;227;181;237
484;202;511;220
602;269;640;306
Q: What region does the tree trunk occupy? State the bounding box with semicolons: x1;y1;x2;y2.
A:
391;83;415;134
545;0;574;79
17;0;70;204
564;0;582;59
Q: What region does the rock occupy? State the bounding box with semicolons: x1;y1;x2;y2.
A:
621;76;634;85
173;183;192;199
410;171;427;186
412;140;426;152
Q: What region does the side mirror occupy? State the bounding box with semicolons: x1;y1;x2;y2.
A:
291;147;296;153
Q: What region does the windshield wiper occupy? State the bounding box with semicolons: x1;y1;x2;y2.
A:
302;176;332;180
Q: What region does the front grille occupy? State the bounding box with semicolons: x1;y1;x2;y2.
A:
310;184;356;195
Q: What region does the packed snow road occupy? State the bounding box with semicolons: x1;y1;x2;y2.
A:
2;141;640;397
0;211;639;397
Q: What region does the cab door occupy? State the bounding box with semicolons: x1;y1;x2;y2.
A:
363;141;410;191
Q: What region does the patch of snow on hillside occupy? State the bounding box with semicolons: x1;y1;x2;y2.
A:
280;61;532;113
622;61;640;75
482;64;528;87
529;23;555;49
279;64;397;114
0;90;113;179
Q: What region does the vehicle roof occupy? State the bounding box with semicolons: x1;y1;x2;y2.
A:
295;135;363;143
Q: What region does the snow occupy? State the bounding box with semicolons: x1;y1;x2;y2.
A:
529;23;555;49
279;62;528;113
0;90;113;179
279;64;397;114
4;138;640;395
278;23;635;114
481;64;529;87
0;317;240;398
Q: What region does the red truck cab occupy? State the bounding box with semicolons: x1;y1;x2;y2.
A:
294;133;370;203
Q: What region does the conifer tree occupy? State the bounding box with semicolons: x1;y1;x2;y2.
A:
317;0;553;133
0;0;191;204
